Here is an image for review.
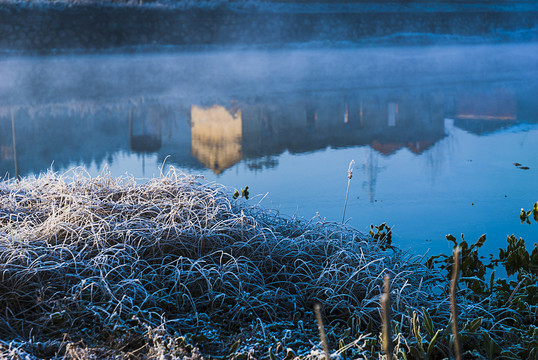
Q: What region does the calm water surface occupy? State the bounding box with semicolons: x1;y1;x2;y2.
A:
1;43;537;256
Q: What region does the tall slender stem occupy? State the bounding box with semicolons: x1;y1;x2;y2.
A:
451;247;462;360
381;274;393;359
342;160;355;223
314;303;330;360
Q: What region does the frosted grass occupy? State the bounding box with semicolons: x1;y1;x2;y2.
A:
0;168;483;358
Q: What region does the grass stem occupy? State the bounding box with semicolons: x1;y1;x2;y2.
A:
342;160;355;223
314;303;330;360
450;246;462;360
381;274;393;359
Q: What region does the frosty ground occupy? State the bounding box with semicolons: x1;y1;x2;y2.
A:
1;169;536;359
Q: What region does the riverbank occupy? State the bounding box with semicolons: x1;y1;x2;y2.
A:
0;170;536;359
0;169;432;358
1;1;537;54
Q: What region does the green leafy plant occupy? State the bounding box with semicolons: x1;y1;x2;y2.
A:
519;201;538;224
407;309;446;359
427;234;489;295
233;185;250;200
497;235;538;276
369;222;393;250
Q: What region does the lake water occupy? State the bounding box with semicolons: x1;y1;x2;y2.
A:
1;43;537;256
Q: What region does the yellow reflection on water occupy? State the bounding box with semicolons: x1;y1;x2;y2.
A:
191;104;242;175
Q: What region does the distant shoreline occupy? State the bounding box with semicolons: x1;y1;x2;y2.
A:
2;0;538;7
1;1;537;54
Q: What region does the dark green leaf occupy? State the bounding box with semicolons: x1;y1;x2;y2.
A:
446;234;457;246
466;317;482;333
476;234;487;248
422;308;434;338
427;329;442;358
521;208;528;223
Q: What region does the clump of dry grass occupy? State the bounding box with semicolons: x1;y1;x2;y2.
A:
0;168;461;359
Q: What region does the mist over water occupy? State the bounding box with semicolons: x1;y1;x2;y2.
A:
1;42;537;255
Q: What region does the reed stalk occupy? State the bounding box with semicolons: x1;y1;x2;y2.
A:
381;274;393;360
314;303;330;360
450;246;462;360
342;160;355;223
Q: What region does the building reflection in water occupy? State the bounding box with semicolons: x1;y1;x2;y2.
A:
190;104;242;175
364;148;380;203
453;88;518;135
0;83;536;179
0;110;19;179
129;108;162;153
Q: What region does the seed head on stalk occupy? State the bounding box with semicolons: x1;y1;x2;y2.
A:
342;160;355;223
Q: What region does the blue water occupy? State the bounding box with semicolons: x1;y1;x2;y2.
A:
0;43;537;256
